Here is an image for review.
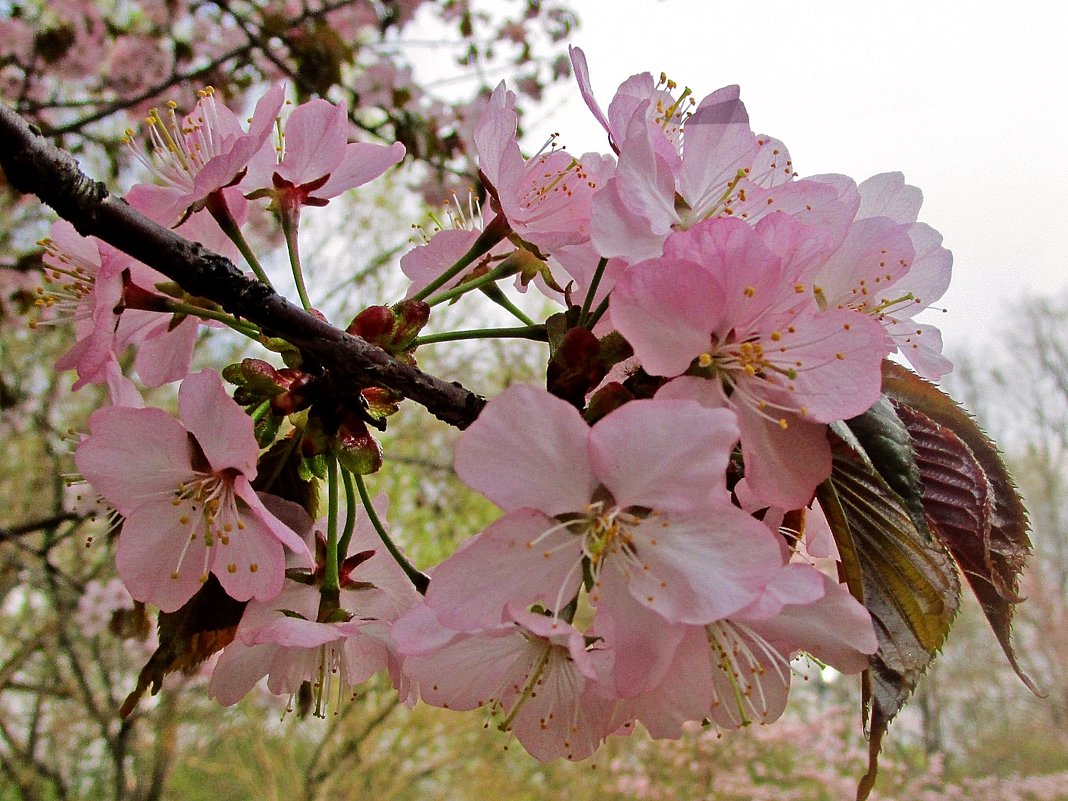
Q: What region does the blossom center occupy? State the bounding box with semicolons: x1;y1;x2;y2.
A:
170;470;251;582
123;88;226;193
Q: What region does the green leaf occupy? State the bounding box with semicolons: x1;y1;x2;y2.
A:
254;412;282;449
881;361;1038;695
819;427;959;800
844;396;927;537
120;577;245;717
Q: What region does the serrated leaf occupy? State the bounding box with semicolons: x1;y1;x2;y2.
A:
882;362;1037;695
820;431;959;800
120;577;245;717
844;397;927;536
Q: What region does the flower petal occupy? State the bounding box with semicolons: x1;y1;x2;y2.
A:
454;384;596;516
426;508;584;630
178;370;259;475
76;406;192;515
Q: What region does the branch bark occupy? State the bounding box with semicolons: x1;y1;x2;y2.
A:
0;102;486;429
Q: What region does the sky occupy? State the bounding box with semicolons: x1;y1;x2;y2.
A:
527;0;1068;357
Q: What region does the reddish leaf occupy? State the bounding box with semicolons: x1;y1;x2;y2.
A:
882;361;1038;694
819;425;959;800
120;576;245;717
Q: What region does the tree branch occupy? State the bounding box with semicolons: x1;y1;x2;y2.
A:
0;102;486;429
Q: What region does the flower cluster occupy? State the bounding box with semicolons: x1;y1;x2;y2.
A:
52;46;957;767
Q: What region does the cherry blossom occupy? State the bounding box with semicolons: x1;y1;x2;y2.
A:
242;97;405;211
123;84;284;225
475;81;607;254
832;173;953;379
75;370;310;612
612;216;890;508
426;383;785;693
210;495;420;712
394;603;621;761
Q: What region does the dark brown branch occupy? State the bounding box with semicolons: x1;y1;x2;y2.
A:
0;102;486;429
0;513;82;541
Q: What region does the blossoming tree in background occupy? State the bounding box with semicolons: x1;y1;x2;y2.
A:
0;7;1039;796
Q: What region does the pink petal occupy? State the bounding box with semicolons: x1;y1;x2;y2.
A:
624;625;712;738
402;625;526;711
736;562;826;621
857;172;922;223
401;227;480;299
779;309;889;422
103;358;144;408
134;315;198;387
568;46;611;137
588;398;738;513
733;397;833;510
677;86;757;213
76;406;192;515
610;257;724;377
425;509;584;630
749;573;877;673
621;508;783;624
474;82;519;192
590;573;686;697
249;617;348;648
233;478;313;564
590;112;678;262
314;141;406;199
116;500;211;612
454;383;596;516
890;322;952;379
178;370;259;475
209;640;277;706
275;99;347;186
662;218;785;334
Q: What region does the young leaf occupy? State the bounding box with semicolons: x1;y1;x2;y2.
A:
120;576;245;717
819;430;960;800
881;361;1038;694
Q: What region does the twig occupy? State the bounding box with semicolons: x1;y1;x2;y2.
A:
0;103;487;430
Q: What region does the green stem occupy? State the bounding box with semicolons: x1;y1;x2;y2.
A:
207;191;275;288
425;260;516;307
250;399;271;424
408;217;509;302
412;325;547;347
323;456;340;594
481;286;536;325
280;201;313;310
578;257;608;327
586;294;611;330
338;468;358;563
354;473;429;594
164;300;260;338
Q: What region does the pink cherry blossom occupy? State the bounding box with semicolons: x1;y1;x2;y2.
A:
855;173;953;378
394;603;620;761
242;97;405;209
75;370;311;612
124;84;284;225
38;220;200;389
617;567;874;734
573;49;865;268
427;384;784;693
611;216;890;509
400;199;513;299
210;495;420;711
475;81;606;254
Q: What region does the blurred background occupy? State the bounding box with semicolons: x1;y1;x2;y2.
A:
1;1;1066;798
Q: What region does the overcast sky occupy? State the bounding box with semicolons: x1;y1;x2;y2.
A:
529;0;1067;358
